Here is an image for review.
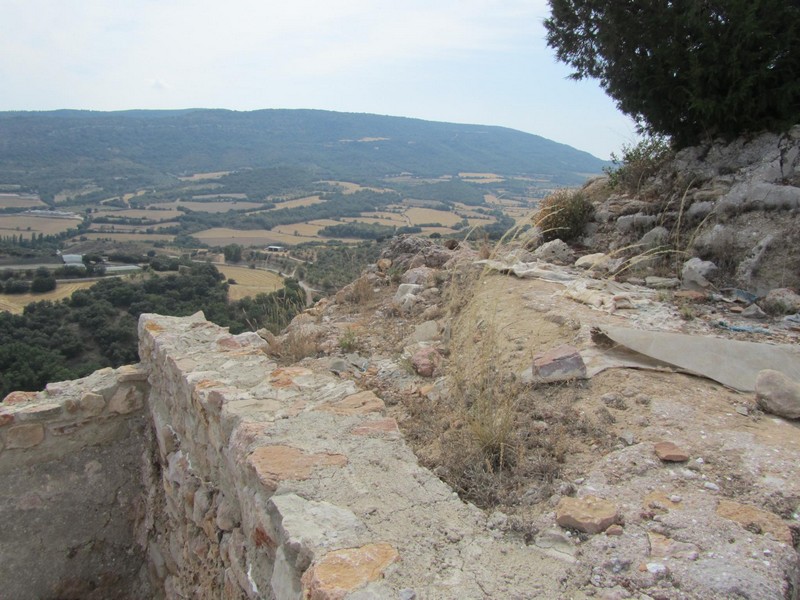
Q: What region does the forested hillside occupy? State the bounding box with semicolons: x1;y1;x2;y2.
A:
0;109;607;201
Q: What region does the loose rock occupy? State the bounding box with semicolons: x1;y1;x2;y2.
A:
755;369;800;419
556;496;619;534
654;441;690;462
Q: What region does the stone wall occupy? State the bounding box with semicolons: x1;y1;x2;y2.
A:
0;311;573;599
137;311;569;599
0;365;152;600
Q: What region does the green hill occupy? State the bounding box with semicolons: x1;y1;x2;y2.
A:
0;109;607;201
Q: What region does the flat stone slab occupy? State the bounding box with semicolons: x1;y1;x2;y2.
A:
556;495;619;534
654;441;690;462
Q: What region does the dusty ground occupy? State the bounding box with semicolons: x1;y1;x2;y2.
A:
274;245;800;598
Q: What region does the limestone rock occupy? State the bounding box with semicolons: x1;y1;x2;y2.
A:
533;239;574;265
762;288;800;315
411;347;441;378
401;267;435;287
682;257;718;290
645;276;680;289
556;496;619;534
5;423;45;449
742;304;767;320
639;226;669;249
654;441;690;462
755;369;800;419
574;253;617;273
532;344;586;383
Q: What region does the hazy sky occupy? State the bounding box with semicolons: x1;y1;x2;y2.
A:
1;0;639;159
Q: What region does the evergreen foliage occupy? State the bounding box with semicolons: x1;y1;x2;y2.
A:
545;0;800;146
0;263;304;398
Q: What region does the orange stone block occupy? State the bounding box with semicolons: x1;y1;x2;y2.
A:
318;391;385;416
3;391;39;405
301;543;399;600
248;445;347;490
271;367;314;388
351;418;400;436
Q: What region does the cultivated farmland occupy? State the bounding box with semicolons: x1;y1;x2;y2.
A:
216;265;285;301
0;281;97;314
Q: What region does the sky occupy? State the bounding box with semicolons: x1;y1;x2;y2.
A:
1;0;639;159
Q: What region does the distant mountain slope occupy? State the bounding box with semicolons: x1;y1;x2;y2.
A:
0;109;606;196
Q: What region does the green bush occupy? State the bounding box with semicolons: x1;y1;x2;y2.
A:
545;0;800;146
605;136;674;193
536;189;594;243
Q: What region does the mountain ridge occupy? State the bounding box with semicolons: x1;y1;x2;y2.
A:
0;108;607;196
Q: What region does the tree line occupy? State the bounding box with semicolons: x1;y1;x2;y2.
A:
0;262;304;398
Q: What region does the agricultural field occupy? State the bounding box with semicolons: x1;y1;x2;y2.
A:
193;228;320;246
0;214;83;238
191;193;249;200
272;220;341;237
177;171;231;181
0;281;97;314
320;181;392;194
215;265;285;301
405;207;463;227
270;196;324;210
341;215;407;227
96;208;184;220
0;194;46;209
458;172;505;183
77;232;174;242
161;200;264;213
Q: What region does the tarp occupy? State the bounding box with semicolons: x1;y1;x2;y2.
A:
592;326;800;392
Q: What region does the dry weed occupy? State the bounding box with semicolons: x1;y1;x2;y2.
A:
275;328;318;364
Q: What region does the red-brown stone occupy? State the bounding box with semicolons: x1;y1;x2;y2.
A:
654;441;690;462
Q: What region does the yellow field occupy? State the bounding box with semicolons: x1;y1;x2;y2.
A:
193;227;355;247
178;171;231;181
193;228;318;246
404;208;463;227
272;220;340;237
96;208;184;220
271;196;324;209
0;194;46;209
216;265;285;301
162;200;262;213
343;216;406;227
0;215;82;238
0;281;97;314
484;194;524;207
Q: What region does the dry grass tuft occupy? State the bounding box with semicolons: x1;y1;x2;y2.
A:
273;328;319;364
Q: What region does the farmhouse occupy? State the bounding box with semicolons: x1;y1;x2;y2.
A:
266;245;285;252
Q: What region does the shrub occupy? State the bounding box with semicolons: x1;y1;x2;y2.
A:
605;136;674;194
536;189;594;243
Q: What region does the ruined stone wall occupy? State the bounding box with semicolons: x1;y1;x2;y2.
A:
0;366;152;600
137;311;567;599
0;310;578;599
